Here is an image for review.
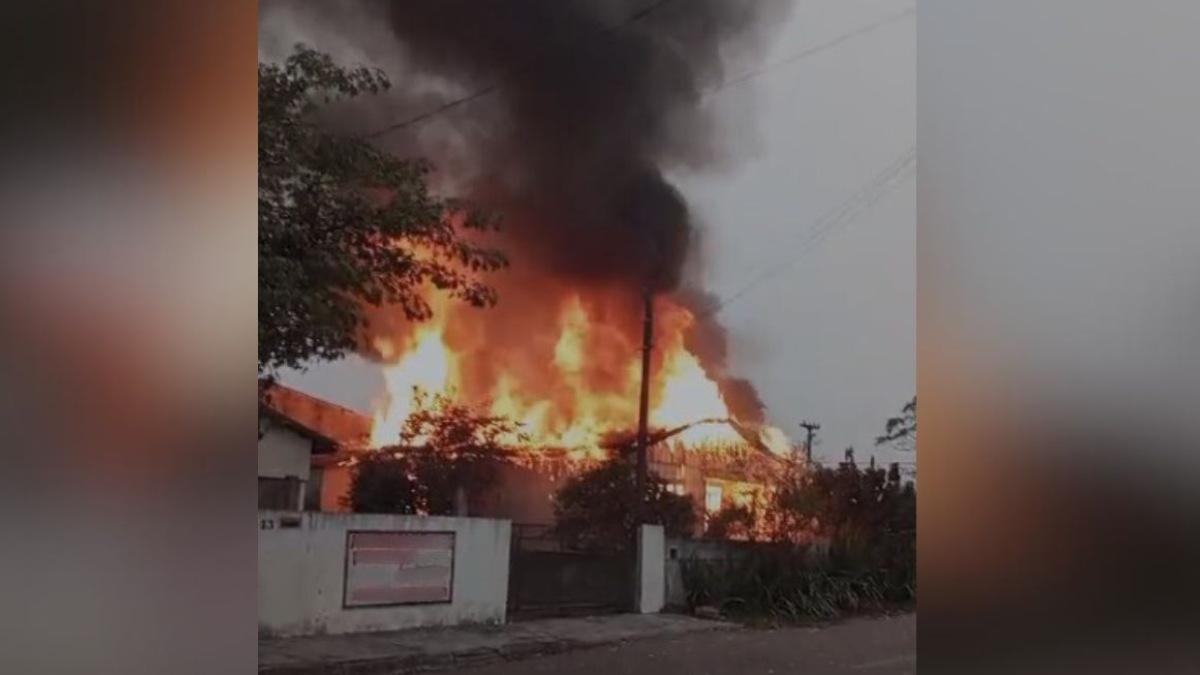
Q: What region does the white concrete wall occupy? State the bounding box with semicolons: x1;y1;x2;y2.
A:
663;538;833;608
258;424;313;479
663;538;762;608
258;511;511;637
664;537;734;608
637;525;665;614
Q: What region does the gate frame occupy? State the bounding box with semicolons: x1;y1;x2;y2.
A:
506;523;637;620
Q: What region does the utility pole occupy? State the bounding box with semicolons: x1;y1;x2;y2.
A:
799;421;820;464
634;289;654;525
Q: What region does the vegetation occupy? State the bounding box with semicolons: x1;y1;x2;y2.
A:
259;45;506;378
553;459;698;551
765;460;915;546
683;459;915;624
680;539;913;623
346;391;523;515
875;396;916;454
704;503;759;541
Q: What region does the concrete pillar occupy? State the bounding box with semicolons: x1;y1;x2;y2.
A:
636;524;665;614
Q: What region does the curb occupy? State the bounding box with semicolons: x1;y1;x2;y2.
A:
259;621;735;675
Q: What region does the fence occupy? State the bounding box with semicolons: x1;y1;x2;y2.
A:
506;524;634;619
258;511;512;637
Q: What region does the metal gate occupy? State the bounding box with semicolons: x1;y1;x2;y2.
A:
506;524;634;619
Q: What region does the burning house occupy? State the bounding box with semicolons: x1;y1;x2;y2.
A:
260;0;801;524
261;383;796;528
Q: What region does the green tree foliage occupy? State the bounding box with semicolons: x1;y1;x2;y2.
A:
704;503;759;541
346;390;523;515
684;461;916;621
764;458;915;600
875;396;916;453
553;459;697;551
259;45;506;377
768;460;915;546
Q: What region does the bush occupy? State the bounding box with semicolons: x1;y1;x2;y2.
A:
682;460;916;623
680;539;914;623
553;459;697;550
705;504;759;541
347;452;422;514
346;444;511;515
346;390;518;515
765;462;916;547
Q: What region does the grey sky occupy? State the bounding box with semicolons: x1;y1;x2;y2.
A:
280;0;916;466
919;0;1200;475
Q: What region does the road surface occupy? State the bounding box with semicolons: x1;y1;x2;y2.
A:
451;614;915;675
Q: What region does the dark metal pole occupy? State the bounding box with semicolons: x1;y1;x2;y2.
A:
634;289;654;524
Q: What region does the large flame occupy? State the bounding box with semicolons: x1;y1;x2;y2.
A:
369;293;458;447
369;287;783;455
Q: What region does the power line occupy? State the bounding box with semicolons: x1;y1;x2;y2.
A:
356;5;917;317
363;4;914;140
699;145;915;318
701;6;915;100
362;0;679;140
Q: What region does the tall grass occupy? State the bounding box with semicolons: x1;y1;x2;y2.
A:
679;536;914;623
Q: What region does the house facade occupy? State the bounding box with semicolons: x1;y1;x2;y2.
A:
258;386;370;511
257;420;316;510
260;385;788;524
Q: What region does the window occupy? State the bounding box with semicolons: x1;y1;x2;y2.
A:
704;484;723;513
258;476;301;510
666;482;687;496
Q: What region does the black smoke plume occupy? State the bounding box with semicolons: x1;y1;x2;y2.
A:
372;0;791;291
260;0;793;425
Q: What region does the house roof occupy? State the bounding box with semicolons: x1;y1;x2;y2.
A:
258;406;339;451
602;417;785;460
259;384;373;452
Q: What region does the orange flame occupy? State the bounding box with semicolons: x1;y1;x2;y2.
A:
369;287;787;456
369;294;457;447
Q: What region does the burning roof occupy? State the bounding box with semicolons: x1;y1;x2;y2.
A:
262;383;790;466
601;418;792;458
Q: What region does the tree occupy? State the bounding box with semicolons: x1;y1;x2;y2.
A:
875;396;916;453
346;452;420;514
259;45;506;377
705;503;758;541
553;459;697;551
346;390;523;515
767;457;911;541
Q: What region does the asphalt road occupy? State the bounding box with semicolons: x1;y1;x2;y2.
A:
451;614;915;675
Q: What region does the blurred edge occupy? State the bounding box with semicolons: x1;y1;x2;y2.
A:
919;1;1200;673
0;2;257;675
0;1;1198;674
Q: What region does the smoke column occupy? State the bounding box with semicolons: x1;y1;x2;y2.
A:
260;0;795;426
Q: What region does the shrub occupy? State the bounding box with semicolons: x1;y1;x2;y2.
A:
553;459;697;550
679;539;914;623
705;504;759;541
681;459;916;623
346;390;518;515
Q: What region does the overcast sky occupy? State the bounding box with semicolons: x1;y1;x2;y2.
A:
281;0;916;466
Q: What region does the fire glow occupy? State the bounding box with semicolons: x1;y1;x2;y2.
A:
368;287;787;457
